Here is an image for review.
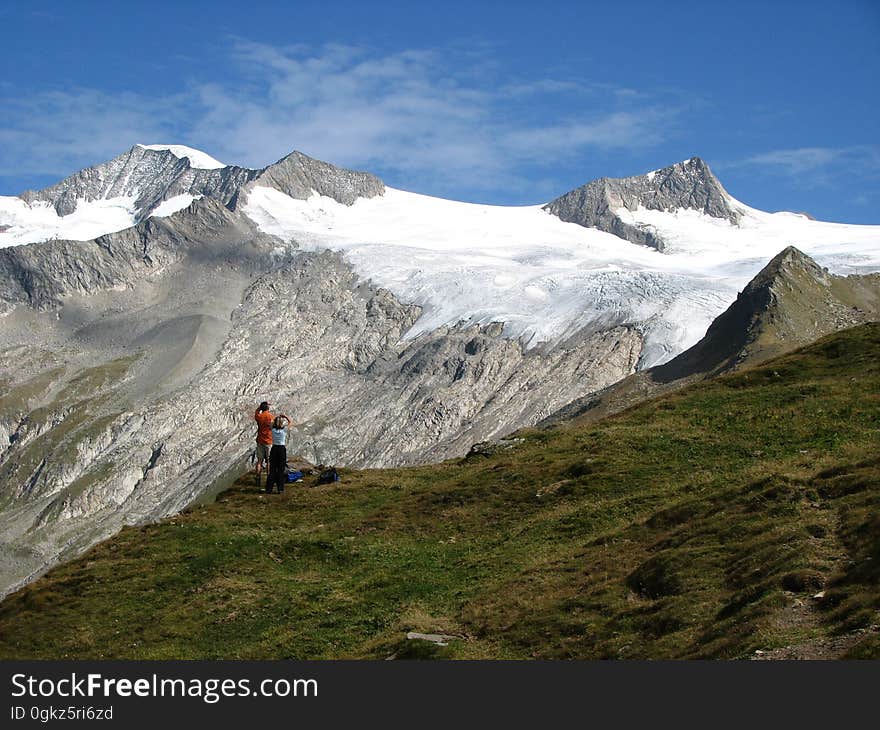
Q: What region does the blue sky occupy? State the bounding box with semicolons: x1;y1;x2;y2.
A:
1;0;878;222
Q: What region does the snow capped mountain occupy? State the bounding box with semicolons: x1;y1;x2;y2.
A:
240;158;880;365
542;245;880;428
544;157;741;251
0;144;249;246
242;186;730;365
0;146;380;247
135;144;226;169
2;145;879;367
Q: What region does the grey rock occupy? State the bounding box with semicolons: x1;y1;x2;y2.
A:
544;157;741;251
244;151;384;206
0;197;264;310
17;145;384;227
406;632;461;645
20;145;257;220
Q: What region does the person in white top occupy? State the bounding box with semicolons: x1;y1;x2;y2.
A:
266;414;292;494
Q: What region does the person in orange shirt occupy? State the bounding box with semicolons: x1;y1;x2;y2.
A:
254;401;281;487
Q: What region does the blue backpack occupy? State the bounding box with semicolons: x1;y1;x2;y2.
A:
286;470;304;483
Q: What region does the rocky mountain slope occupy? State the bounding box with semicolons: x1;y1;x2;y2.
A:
543;157;741;251
0;146;878;599
0;199;640;597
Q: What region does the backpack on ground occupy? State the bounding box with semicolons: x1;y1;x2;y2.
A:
317;467;340;484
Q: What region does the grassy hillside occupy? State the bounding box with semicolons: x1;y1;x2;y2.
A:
0;324;878;659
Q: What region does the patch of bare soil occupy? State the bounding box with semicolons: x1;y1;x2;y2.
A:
751;625;879;660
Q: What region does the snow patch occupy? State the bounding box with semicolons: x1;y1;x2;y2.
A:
242;185;880;364
0;195;139;248
136;144;226;170
151;194;202;218
615;197;880;274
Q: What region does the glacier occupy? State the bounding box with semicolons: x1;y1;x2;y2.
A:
2;145;879;368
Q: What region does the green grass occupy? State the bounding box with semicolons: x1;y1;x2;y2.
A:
0;324;878;659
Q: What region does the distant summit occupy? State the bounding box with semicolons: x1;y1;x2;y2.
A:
18;144;255;221
135;144;227;170
544;157;741;251
5;146;385;246
242;150;384;208
20;145;385;220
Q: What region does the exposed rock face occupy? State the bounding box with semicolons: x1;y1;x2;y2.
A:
20;146;258;219
542;246;880;426
0;198;265;310
0;205;642;597
17;146;384;225
244;151;385;206
544;157;741;251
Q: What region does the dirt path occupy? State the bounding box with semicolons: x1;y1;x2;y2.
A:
751;625;879;660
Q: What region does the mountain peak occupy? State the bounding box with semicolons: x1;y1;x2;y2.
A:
246;150;385;207
544;156;739;251
651;246;865;381
134;144;227;170
679;155;707;168
745;245;829;293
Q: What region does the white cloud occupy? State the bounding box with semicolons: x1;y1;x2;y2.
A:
729;145;880;185
745;147;844;174
0;41;679;197
500;110;671;162
0;89;185;181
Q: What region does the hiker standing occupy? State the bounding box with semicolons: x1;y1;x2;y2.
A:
254;401;276;487
266;414;292;494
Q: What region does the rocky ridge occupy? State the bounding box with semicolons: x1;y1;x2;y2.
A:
17;145;384;225
544;157;741;250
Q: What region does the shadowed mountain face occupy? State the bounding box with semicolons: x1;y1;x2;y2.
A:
543;246;880;426
543;157;741;250
652;246;880;381
0;198;263;311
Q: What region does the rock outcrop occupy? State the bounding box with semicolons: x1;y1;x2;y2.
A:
20;145;257;219
16;145;384;226
243;151;385;207
544;157;741;251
